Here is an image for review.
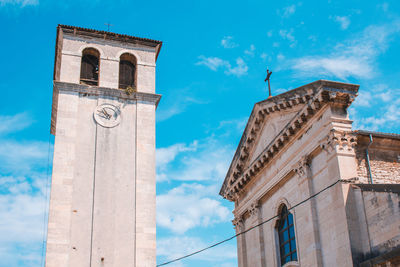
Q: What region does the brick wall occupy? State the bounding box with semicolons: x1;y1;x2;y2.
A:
355;135;400;184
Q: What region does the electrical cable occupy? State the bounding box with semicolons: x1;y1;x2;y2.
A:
156;178;342;266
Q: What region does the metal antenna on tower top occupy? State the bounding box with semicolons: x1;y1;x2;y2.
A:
264;68;273;98
105;22;114;31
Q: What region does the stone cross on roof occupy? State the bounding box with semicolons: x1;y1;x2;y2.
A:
264;68;273;98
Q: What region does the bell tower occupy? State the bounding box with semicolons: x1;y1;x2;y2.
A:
46;25;162;267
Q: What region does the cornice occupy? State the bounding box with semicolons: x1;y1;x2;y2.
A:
220;80;359;201
50;81;161;135
58;24;162;61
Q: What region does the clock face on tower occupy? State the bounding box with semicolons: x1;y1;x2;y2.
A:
93;103;122;128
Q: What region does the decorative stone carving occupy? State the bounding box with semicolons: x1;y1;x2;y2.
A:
320;129;357;154
232;216;244;230
294;156;310;177
226;190;241;202
248;201;260;218
221;82;359;201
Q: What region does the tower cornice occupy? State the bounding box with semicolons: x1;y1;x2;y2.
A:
50;81;161;135
58;24;162;60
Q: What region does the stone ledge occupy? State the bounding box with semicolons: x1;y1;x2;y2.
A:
50;81;161;135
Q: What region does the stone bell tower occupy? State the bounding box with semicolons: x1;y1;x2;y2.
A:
45;25;162;267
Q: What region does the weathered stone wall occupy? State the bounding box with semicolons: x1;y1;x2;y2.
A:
46;29;158;267
363;189;400;257
59;34;157;94
235;104;357;267
346;184;400;266
355;135;400;184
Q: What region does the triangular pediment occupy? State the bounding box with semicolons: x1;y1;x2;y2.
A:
220;80;360;201
248;104;304;164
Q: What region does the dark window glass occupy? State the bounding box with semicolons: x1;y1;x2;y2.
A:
80;48;99;86
277;205;297;266
289;226;295;237
119;53;136;89
284;243;290;254
283;231;288;240
288;213;293;224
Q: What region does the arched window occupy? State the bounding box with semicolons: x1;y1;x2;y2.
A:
119;53;136;89
80;48;100;86
277;205;297;265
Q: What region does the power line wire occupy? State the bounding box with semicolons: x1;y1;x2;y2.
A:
157;178;342;266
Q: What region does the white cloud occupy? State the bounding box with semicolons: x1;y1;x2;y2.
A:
221;36;238;49
260;52;268;61
244;44;255;56
0;113;34;135
197;56;248;77
308;35;317;42
196;56;229;71
0;176;46;243
0;173;48;267
0;112;50;266
157;142;198;168
354;89;400;131
217;118;247;133
157;142;198;182
353;91;372;107
157;183;231;234
279;29;295;42
279;29;296;47
225;57;248;77
157;95;206;122
157;236;236;262
334;16;351;30
0;0;38;6
0;140;49;173
293;56;371;79
290;22;400;79
157;138;233;183
377;91;391;102
280;4;296;18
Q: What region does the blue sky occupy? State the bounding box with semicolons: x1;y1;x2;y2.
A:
1;0;400;266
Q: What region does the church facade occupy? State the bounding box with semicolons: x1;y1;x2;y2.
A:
220;80;400;267
45;25;161;267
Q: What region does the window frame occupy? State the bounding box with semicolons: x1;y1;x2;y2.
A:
276;204;298;266
80;48;100;86
118;53;137;90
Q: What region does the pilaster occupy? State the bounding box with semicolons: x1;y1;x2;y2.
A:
320;129;358;181
233;216;247;267
248;201;266;267
294;155;323;266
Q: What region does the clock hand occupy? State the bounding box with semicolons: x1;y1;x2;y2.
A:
102;108;111;119
97;113;108;119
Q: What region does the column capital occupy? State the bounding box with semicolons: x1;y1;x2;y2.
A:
232;216;244;230
294;155;311;177
319;129;357;155
248;200;261;219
